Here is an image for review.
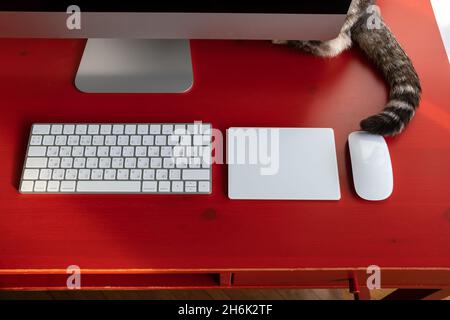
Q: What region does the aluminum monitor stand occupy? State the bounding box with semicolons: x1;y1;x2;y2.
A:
75;39;193;93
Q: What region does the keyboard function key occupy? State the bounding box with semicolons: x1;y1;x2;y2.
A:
76;125;87;135
32;125;51;135
51;125;63;135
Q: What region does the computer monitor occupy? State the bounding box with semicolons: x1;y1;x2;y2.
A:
0;1;352;93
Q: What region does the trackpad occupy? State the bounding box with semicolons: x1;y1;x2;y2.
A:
227;128;341;200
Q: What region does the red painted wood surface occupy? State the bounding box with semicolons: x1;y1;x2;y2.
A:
0;0;449;288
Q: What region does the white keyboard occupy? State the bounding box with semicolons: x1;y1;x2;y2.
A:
20;123;212;194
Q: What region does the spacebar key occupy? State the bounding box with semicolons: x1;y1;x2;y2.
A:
77;181;141;193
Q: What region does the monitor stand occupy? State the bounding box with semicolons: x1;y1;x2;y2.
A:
75;39;193;93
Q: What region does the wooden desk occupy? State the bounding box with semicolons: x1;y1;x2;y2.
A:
1;0;449;298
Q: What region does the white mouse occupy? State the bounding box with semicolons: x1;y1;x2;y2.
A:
348;131;394;201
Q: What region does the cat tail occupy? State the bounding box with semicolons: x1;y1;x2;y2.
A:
351;9;421;136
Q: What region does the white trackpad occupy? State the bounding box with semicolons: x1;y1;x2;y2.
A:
431;0;450;63
227;128;341;200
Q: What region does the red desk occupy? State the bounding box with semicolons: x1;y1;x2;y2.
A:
1;0;449;297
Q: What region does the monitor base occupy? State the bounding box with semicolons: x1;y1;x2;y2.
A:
75;39;193;93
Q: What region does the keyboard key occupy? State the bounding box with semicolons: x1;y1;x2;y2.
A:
98;146;109;157
105;136;117;146
169;169;181;180
173;146;185;157
163;158;175;168
174;124;186;133
143;136;154;146
63;125;75;135
125;158;137;168
193;135;203;146
172;181;184;192
123;147;134;157
104;169;116;180
161;147;173;157
51;125;63;135
28;146;47;157
176;158;188;169
150;125;161;134
182;169;210;181
76;125;87;135
117;169;129;180
113;125;124;135
92;136;104;146
60;147;72;157
130;169;142;180
150;158;162;168
168;135;180;146
143;181;158;192
61;181;76;192
162;125;174;134
110;146;122;157
137;125;149;135
32;125;50;135
88;125;100;135
86;158;99;168
148;147;160;157
99;158;111;168
47;147;59;157
159;181;171;192
30;136;42;145
74;158;86;168
79;169;91;180
20;181;34;192
91;169;104;180
72;146;84;157
47;181;60;192
77;181;140;193
143;169;155;180
34;181;47;192
185;181;197;193
43;136;55;146
26;157;47;168
130;136;142;146
39;169;52;180
80;136;92;146
180;135;192;146
156;169;168;180
55;136;67;146
84;148;96;160
155;135;167;146
112;158;124;168
23;169;39;180
135;147;147;157
138;158;149;168
100;125;112;135
52;169;65;180
189;157;202;168
125;125;136;135
198;181;211;193
118;136;129;145
68;135;80;146
48;158;60;168
65;169;78;180
61;158;73;168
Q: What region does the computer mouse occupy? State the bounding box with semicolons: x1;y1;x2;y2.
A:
348;131;394;201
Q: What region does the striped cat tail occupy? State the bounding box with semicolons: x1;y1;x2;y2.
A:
351;9;422;136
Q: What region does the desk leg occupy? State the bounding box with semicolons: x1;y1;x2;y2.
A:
349;276;371;300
